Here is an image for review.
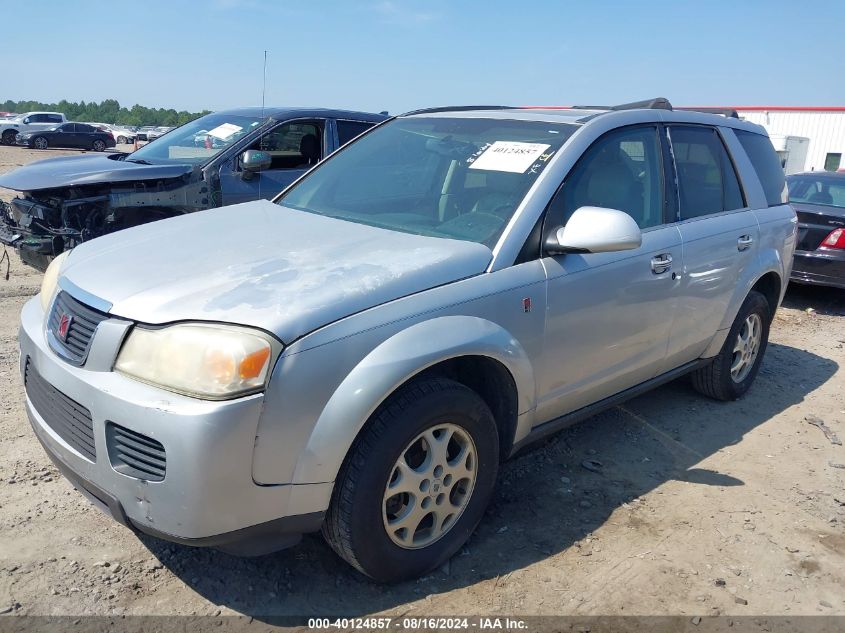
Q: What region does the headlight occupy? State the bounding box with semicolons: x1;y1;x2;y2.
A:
40;251;70;313
115;323;277;399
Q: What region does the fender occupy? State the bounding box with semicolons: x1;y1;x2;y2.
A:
290;315;536;485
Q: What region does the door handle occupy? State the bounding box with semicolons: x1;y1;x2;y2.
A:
650;253;673;274
737;235;754;251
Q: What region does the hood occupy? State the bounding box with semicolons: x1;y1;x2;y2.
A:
0;154;193;191
61;201;493;342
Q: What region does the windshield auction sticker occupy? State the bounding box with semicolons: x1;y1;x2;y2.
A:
206;123;243;140
469;141;551;173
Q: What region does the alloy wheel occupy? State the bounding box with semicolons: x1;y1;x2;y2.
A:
382;423;477;549
730;313;762;383
34;137;47;150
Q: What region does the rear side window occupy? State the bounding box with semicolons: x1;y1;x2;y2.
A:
77;124;95;133
47;114;63;123
337;120;374;146
669;126;744;220
735;130;786;207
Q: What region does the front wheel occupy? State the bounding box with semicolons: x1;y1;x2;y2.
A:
92;139;106;152
33;136;48;150
1;130;16;145
691;290;771;401
322;377;499;582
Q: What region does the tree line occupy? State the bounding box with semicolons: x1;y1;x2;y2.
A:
0;99;210;127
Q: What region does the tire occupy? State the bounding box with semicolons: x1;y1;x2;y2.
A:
116;135;127;144
691;290;771;401
322;377;499;582
2;130;18;145
92;139;106;152
33;136;48;150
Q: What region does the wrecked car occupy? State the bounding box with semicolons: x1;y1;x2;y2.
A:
0;108;386;270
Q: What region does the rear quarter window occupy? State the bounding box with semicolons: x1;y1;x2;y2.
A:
735;130;786;207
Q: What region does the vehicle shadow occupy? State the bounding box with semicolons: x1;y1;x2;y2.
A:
783;282;845;316
138;341;838;617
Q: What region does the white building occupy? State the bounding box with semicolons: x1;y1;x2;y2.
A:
730;107;845;173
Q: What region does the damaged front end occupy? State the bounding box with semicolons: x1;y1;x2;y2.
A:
0;175;212;271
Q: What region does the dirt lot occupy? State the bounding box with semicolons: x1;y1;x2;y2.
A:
0;144;843;619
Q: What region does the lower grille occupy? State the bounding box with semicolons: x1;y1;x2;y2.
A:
24;359;96;461
106;423;166;482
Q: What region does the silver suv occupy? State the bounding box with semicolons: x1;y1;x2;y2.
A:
20;99;796;582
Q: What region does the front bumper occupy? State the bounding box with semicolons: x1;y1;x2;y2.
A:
19;295;331;554
791;248;845;289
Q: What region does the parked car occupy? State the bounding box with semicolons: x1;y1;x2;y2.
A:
109;126;137;144
787;171;845;288
135;126;170;141
19;99;795;580
0;111;66;145
16;123;116;152
0;107;386;270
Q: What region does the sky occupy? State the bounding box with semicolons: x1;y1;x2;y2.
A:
4;0;843;115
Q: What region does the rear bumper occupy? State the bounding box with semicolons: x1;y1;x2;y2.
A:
791;249;845;289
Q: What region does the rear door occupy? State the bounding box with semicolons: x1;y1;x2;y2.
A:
536;124;684;421
56;123;78;147
75;124;97;148
218;119;326;206
661;124;759;370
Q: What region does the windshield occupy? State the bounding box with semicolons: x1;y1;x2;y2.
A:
278;117;577;246
787;175;845;208
127;113;266;164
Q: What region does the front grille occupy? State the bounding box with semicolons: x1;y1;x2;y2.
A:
24;359;96;461
106;423;166;482
47;291;109;366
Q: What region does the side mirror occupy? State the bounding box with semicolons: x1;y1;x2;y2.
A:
546;206;642;254
240;149;271;174
22;118;30;124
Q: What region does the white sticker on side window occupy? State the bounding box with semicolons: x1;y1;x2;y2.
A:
206;123;243;140
468;141;551;173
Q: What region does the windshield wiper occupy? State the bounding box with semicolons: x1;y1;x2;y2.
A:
124;158;153;165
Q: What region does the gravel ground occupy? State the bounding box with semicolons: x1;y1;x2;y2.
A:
0;145;843;619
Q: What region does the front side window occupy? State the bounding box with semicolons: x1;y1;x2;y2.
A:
546;125;664;230
128;113;266;165
246;121;322;170
278;117;577;246
670;126;744;220
59;124;75;133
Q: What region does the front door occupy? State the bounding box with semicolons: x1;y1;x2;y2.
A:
535;124;683;423
219;120;325;206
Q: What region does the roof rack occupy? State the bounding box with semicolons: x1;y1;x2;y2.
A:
572;97;673;112
676;106;740;119
402;105;512;116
